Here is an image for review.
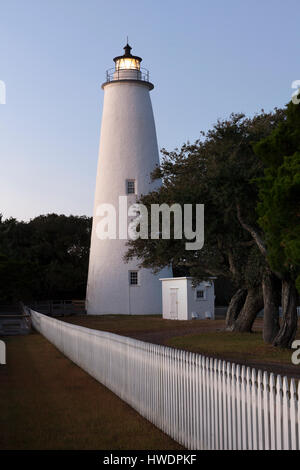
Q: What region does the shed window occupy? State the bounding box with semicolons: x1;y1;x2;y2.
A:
196;289;205;300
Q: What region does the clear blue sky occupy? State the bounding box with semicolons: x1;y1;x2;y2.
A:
0;0;299;221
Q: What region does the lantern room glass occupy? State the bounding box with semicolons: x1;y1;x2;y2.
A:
115;57;141;71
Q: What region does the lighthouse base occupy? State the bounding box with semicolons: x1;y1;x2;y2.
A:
86;265;172;316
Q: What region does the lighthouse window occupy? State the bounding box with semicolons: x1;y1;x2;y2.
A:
126;180;136;194
129;271;139;285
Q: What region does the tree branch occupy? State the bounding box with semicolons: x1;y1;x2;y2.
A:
176;261;229;278
227;249;238;278
236;203;268;258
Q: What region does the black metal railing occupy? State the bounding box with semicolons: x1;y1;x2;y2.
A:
27;299;86;317
105;67;150;83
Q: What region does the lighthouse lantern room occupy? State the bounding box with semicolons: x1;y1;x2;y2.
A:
114;43;141;70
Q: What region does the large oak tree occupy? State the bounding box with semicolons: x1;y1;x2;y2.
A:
125;109;285;339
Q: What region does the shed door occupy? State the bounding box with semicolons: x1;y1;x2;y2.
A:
169;288;178;319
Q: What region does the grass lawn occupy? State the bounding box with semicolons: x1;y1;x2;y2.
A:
0;332;182;450
61;315;300;379
61;314;211;334
166;331;294;365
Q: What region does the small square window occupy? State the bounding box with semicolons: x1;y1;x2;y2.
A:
129;271;138;285
127;180;136;195
196;290;204;299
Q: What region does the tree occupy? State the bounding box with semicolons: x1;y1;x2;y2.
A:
125;110;285;334
0;213;92;302
252;98;300;347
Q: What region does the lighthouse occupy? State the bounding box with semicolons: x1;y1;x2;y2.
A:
86;43;172;315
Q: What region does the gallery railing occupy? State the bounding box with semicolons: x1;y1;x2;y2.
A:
105;67;150;83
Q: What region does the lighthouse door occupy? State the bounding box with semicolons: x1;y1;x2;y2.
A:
169;288;178;319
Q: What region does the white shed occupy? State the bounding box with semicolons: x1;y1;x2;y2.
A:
160;277;215;320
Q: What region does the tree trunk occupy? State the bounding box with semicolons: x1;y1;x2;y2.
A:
272;279;298;348
262;271;280;344
225;288;247;330
232;287;264;333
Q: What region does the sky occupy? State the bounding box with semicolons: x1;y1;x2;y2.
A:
0;0;299;221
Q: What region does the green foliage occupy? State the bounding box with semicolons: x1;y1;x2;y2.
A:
254;99;300;290
0;213;92;302
126;109;285;290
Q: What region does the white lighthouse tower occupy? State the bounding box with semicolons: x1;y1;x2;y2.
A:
86;43;172;315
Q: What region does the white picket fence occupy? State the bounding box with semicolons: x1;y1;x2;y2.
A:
29;308;300;450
